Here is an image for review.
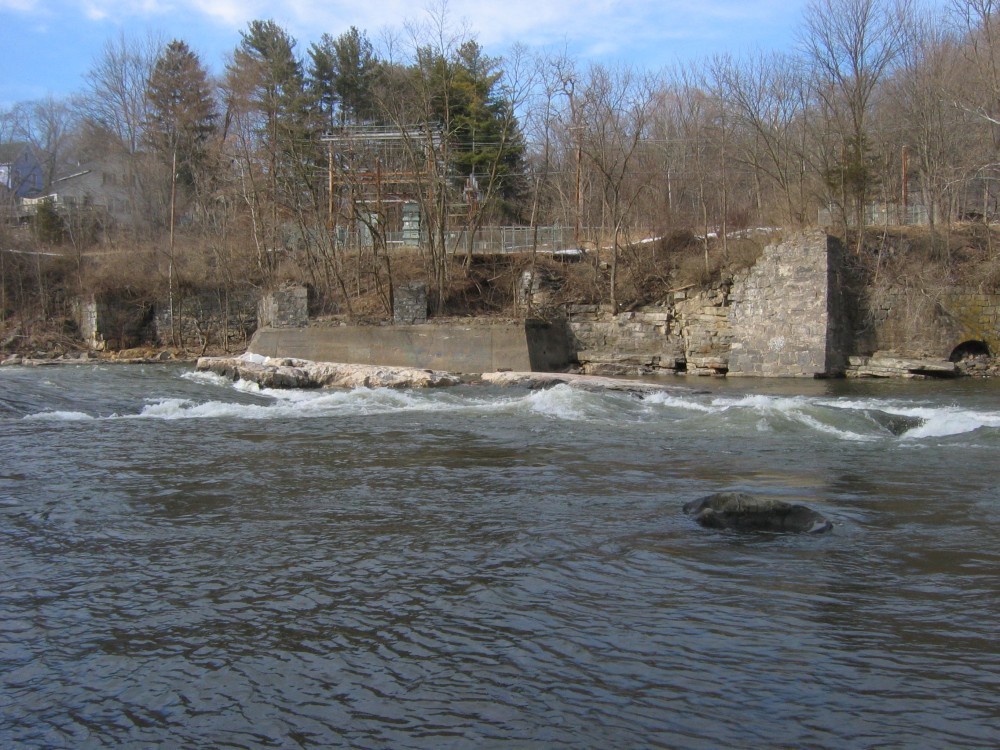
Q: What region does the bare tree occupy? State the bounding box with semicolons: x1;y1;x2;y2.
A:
712;52;813;226
5;97;79;191
577;64;657;309
802;0;911;242
78;31;164;240
883;13;969;227
80;31;162;158
951;0;1000;225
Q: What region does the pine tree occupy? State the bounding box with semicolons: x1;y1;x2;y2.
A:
307;35;339;129
308;27;378;128
145;40;217;192
225;20;325;279
145;39;218;345
332;27;378;126
450;41;526;215
229;20;314;162
418;40;526;220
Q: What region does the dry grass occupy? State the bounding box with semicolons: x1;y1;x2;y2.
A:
849;226;1000;292
304;229;778;319
7;223;1000;356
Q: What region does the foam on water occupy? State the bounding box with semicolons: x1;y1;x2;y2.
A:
521;384;595;420
700;393;877;441
509;383;635;422
817;397;1000;439
642;390;717;413
17;369;1000;444
134;387;452;420
181;370;234;388
23;410;96;422
897;407;1000;439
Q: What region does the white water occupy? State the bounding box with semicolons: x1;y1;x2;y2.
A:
17;373;1000;443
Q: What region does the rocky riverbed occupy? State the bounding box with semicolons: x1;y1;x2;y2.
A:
195;353;698;395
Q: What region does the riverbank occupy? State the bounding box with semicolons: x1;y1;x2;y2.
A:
5;231;1000;379
1;345;227;367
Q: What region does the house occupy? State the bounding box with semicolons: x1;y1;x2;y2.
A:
47;157;134;224
0;142;44;200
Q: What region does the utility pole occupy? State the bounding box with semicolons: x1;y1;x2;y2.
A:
327;140;334;230
901;145;909;225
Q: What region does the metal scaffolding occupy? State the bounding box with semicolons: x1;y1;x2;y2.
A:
320;125;443;246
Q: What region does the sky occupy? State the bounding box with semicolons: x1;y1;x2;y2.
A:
0;0;809;107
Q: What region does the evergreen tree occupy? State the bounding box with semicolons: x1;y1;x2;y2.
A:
228;19;316;173
308;27;378;128
225;20;326;279
307;35;339;129
145;40;217;191
451;41;526;210
417;40;527;219
332;27;378;125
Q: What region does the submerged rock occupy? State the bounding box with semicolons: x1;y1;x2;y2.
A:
683;492;832;534
480;370;707;396
865;410;924;437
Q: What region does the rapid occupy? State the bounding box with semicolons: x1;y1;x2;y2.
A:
2;363;999;748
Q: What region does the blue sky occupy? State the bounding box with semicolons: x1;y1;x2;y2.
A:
1;0;807;106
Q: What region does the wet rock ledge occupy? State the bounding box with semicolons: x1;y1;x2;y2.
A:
196;354;697;395
196;355;463;389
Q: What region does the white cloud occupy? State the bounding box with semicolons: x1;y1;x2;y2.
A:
81;1;109;20
2;0;802;78
13;0;788;51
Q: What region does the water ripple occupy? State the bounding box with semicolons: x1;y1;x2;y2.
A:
2;368;1000;748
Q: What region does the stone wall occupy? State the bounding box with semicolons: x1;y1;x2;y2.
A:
258;285;308;328
864;286;1000;359
75;293;154;351
564;284;733;376
566;304;684;376
77;289;257;352
565;231;997;379
727;231;847;377
940;290;1000;356
393;283;428;324
674;285;734;375
239;234;1000;377
564;231;858;379
155;290;258;351
76;297;104;350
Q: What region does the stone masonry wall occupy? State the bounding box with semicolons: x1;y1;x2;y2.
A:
258;285;308;328
76;293;155;351
727;231;844;377
565;304;685;376
157;290;258;350
864;286;1000;359
564;283;734;376
674;284;733;375
940;290;1000;356
393;282;428;324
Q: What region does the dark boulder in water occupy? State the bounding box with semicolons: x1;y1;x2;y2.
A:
683;492;832;534
865;409;924;437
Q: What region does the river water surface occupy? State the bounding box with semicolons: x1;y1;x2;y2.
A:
1;364;999;748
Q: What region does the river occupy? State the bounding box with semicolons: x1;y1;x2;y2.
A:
1;363;999;748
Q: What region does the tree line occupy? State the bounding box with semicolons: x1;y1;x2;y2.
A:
3;0;1000;330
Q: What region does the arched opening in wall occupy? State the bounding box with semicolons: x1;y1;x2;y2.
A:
949;340;991;362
